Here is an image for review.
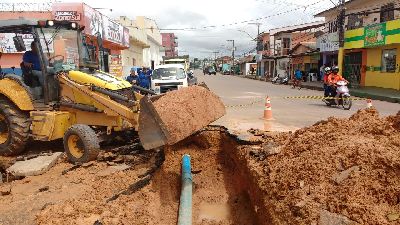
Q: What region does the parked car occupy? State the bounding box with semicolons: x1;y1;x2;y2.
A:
151;64;188;94
208;67;216;75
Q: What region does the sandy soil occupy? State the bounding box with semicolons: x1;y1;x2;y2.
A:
1;108;399;225
240;109;400;224
0;128;256;225
153;86;226;145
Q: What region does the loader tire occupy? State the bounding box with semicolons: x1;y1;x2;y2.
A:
0;98;30;156
63;124;100;164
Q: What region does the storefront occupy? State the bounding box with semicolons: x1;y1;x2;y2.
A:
344;19;400;90
290;54;319;80
288;43;319;80
317;32;339;67
52;3;129;77
0;3;129;77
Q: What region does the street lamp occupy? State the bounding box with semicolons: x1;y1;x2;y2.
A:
227;40;235;72
248;23;262;76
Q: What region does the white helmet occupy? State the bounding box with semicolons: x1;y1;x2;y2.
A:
324;67;332;73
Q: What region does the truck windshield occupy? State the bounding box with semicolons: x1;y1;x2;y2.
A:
37;27;80;69
152;67;186;79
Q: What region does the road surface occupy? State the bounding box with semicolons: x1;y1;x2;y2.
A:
196;70;399;135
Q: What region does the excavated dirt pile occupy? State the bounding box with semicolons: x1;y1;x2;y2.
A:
152;85;226;144
244;109;400;225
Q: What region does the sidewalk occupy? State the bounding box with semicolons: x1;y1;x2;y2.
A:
301;81;400;103
236;75;400;103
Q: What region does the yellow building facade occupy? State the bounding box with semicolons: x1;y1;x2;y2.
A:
345;19;400;90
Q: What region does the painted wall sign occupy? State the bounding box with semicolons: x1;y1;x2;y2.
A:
317;32;339;52
365;23;386;47
54;11;81;21
0;33;54;53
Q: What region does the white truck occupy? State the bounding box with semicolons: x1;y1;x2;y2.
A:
151;64;188;94
164;58;189;72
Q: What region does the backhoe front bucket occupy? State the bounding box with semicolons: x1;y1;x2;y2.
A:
138;85;226;150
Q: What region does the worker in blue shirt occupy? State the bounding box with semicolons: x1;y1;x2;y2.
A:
23;42;43;85
126;68;138;84
138;68;150;89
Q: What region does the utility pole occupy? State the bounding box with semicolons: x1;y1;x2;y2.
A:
249;22;262;76
227;40;235;71
212;51;219;69
337;0;346;74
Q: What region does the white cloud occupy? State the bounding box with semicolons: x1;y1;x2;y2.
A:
3;0;332;58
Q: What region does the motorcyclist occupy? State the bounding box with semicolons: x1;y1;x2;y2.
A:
327;66;348;105
323;67;332;98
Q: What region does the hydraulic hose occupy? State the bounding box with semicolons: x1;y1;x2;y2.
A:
131;85;157;95
177;154;192;225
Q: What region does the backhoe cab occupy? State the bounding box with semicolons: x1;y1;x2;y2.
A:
0;19;225;163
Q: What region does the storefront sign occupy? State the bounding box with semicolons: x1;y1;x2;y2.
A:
317;32;339;52
83;5;129;47
109;54;123;77
0;33;53;53
365;23;386;47
54;11;81;21
103;18;124;44
52;3;129;48
84;4;104;36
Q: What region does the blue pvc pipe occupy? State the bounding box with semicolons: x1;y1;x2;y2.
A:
177;154;192;225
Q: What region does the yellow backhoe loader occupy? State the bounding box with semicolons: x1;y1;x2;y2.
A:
0;19;225;163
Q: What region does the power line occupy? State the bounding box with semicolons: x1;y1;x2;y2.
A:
159;0;329;31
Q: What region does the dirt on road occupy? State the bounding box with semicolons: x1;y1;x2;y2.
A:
0;108;399;225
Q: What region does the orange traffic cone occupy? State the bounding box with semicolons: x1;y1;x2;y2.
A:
366;99;373;108
264;96;273;120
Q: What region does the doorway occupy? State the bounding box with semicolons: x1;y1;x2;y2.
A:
344;52;362;88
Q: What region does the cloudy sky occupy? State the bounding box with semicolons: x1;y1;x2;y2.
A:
6;0;335;58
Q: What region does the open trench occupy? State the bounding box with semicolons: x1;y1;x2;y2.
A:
149;126;266;225
2;126;269;225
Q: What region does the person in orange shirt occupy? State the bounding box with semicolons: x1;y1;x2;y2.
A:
328;66;348;105
328;66;347;86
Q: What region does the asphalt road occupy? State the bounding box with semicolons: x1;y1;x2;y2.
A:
195;70;400;134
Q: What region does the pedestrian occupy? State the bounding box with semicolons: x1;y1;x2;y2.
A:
146;67;152;84
293;68;302;89
320;64;326;81
126;68;138;85
138;67;150;89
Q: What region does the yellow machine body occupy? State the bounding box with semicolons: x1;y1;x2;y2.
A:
0;78;34;110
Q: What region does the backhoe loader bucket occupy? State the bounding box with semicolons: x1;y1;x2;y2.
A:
138;85;226;150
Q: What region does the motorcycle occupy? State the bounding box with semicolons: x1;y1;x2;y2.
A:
324;80;352;110
271;75;289;85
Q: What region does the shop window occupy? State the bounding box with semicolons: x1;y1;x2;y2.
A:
282;38;290;49
264;42;270;51
380;3;394;23
381;49;397;73
328;20;338;33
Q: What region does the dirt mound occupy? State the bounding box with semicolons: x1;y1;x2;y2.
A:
248;109;400;224
152;85;226;145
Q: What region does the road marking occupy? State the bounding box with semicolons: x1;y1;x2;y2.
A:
225;96;366;108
